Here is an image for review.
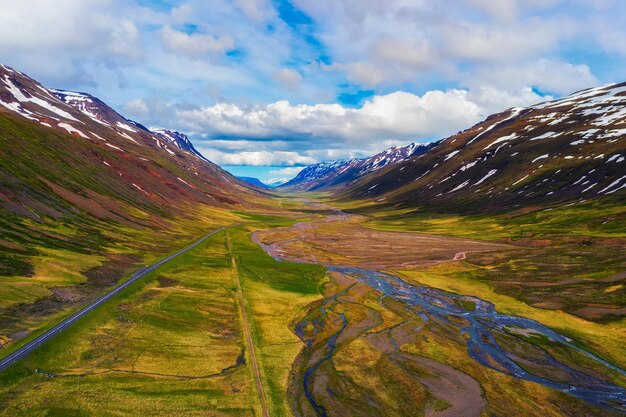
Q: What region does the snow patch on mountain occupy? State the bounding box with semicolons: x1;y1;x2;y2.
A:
151;128;208;161
58;123;88;138
1;77;78;121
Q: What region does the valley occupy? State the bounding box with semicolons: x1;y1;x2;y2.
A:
0;64;624;416
1;197;624;416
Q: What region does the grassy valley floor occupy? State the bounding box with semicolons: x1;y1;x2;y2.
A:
0;219;326;416
0;197;624;416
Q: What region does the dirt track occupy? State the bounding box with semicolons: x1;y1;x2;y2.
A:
227;233;270;417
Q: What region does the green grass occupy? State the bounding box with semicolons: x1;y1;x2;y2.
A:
228;226;326;416
0;229;252;416
0;143;624;417
0;203;246;349
0;218;326;417
0;111;262;353
361;199;626;240
233;227;324;295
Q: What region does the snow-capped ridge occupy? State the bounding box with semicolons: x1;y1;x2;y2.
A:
0;63;214;171
280;142;432;191
343;81;626;209
150;128;208;161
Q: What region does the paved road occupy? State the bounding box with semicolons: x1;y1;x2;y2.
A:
0;227;227;373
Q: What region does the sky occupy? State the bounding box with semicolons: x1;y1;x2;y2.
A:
1;0;626;181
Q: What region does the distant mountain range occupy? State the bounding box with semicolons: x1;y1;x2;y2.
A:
237;176;290;188
264;177;291;187
280;143;433;190
2;61;624;224
238;176;270;188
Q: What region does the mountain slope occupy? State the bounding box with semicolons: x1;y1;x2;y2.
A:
0;64;267;346
339;83;626;212
280;143;432;191
0;63;261;210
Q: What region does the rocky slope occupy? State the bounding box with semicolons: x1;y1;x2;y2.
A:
338;83;626;212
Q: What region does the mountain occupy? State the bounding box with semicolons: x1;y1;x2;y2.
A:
0;62;273;346
238;176;291;188
150;128;208;161
338;83;626;212
280;158;359;190
53;90;209;168
0;63;265;278
0;63;260;204
280;143;432;191
238;176;270;188
263;178;291;187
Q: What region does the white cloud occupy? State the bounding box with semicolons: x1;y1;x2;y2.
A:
197;149;315;166
234;0;276;23
346;62;385;87
160;82;560;166
171;4;194;24
464;59;597;98
108;20;142;59
371;37;437;71
123;98;150;119
466;0;520;21
273;68;302;90
0;0;307;102
159;25;235;58
175;89;485;144
465;0;562;21
0;0;144;83
292;0;582;94
269;166;305;176
466;86;548;115
442;20;567;63
168;87;545;166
